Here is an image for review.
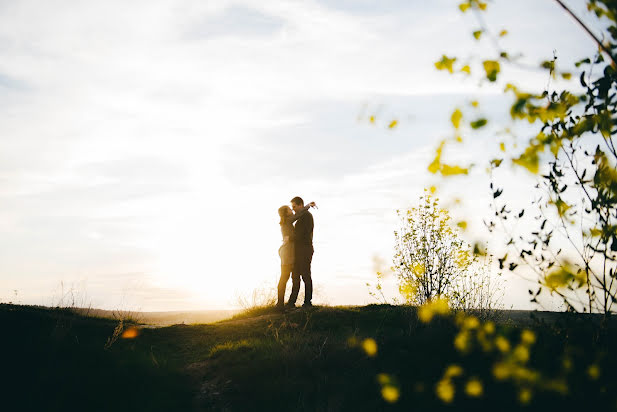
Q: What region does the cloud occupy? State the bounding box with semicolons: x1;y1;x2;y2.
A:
186;5;286;39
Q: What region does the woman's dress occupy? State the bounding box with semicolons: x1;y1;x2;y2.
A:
278;206;309;266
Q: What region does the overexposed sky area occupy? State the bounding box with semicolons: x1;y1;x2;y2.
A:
0;0;599;310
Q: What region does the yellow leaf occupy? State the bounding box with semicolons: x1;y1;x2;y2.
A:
381;386;400;403
362;338;378;357
465;379;483;397
499;142;505;152
483;60;500;82
418;298;450;323
457;220;467;230
478;2;487;10
561;72;572;80
427;141;445;174
473;30;483;40
441;164;469;176
454;331;470;352
587;365;600;380
495;336;510;353
460;65;471;74
388;120;398;129
444;365;464;378
499;29;508;37
544;264;577;290
436;379;455;403
493;362;511;380
513;345;530;362
459;2;471;12
451;109;463;129
470;100;479;107
552;198;571;216
435;55;457;73
519;389;532;404
512;143;543;174
369;115;375;123
521;330;536;345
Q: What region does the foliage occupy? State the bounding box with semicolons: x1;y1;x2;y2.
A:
431;0;617;314
393;193;502;310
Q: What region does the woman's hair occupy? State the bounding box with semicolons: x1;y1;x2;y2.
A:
278;205;290;225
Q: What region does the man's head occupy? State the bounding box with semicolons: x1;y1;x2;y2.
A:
290;196;304;212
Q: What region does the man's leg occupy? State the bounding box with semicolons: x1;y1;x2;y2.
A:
287;269;301;306
277;264;292;307
302;251;313;305
302;272;312;306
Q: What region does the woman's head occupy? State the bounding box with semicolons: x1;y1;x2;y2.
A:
278;205;292;225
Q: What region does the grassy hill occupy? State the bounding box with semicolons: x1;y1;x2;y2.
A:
2;303;615;411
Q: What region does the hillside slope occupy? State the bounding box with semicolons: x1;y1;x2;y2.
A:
1;304;615;411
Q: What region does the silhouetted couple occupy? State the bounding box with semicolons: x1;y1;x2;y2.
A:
277;196;316;310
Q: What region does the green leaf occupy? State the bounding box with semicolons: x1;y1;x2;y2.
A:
540;60;555;71
482;60;500;82
470;118;488;129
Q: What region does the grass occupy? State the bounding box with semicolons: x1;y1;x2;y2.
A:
1;303;616;411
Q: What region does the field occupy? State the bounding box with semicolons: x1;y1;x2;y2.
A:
2;303;615;411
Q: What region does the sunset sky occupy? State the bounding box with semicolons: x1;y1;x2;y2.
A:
0;0;598;311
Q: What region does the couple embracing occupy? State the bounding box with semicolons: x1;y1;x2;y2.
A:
277;196;316;310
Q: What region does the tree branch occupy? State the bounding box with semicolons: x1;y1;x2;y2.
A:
553;0;617;66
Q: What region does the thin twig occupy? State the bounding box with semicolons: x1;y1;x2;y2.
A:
553;0;617;66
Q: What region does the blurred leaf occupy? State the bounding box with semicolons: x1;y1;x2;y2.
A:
574;57;591;67
388;120;398;129
451;109;463;129
460;65;471;74
499;29;508;37
483;60;500;82
435;55;457;73
470;118;488;129
540;60;555;71
442;164;469;176
473;30;483;40
512;143;543;174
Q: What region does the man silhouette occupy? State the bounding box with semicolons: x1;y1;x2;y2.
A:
287;196;314;308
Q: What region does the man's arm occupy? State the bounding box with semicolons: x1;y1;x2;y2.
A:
288;204;311;224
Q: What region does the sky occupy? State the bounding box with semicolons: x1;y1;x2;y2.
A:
0;0;600;311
